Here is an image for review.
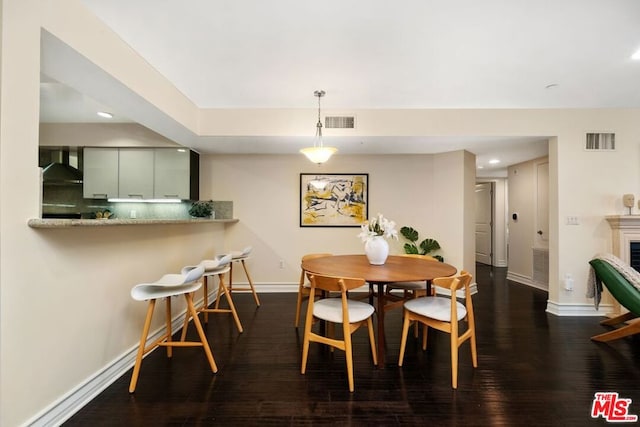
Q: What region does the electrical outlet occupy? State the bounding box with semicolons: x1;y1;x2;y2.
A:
564;273;574;291
566;216;579;225
279;260;285;269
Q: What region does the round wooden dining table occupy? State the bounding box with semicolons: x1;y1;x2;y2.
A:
301;254;457;366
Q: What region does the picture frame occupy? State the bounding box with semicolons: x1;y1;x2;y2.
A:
300;173;368;227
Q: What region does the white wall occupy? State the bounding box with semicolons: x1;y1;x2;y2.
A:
200;152;474;284
39;123;180;148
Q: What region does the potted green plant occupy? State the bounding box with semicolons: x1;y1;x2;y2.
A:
189;200;214;218
400;226;443;261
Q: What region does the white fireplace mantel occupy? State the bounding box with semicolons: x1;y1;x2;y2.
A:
606;215;640;231
606;215;640;263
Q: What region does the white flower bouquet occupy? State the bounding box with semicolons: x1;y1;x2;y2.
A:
357;213;398;242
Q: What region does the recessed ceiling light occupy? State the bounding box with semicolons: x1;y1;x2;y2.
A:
632;48;640;60
489;159;500;164
97;111;113;119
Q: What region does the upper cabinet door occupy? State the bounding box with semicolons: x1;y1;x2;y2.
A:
83;148;119;199
154;148;191;199
118;149;154;199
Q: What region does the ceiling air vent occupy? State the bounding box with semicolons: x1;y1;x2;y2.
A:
325;116;355;129
585;132;615;151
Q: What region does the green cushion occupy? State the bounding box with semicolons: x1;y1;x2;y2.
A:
589;259;640;315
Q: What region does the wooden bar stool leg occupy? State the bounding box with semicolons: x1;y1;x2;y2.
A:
129;299;156;393
241;259;260;306
202;276;210;323
214;274;223;310
219;275;243;333
165;297;173;358
185;293;218;373
195;271;243;334
180;295;191;342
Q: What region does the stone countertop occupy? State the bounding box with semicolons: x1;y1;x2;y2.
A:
28;218;239;228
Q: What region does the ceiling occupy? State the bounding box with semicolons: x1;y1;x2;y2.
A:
41;0;640;175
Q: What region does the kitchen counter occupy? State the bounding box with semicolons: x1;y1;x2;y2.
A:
28;218;238;228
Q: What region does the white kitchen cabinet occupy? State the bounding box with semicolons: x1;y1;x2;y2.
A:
154;148;191;199
83;148;118;199
118;148;154;199
83;147;199;201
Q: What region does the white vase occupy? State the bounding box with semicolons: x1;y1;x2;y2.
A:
364;235;389;265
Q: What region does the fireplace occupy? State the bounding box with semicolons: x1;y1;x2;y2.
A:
631;241;640;272
605;215;640;315
606;216;640;265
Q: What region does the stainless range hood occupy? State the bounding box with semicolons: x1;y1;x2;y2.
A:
41;147;83;185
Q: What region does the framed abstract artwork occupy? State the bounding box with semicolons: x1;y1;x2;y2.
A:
300;173;369;227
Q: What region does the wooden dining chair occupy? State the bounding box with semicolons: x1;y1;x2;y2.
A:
384;254;439;312
294;253;332;327
301;273;377;392
398;271;477;389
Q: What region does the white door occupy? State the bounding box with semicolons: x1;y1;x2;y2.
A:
475;182;493;265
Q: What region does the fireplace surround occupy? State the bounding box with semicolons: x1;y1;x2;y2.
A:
605;215;640;315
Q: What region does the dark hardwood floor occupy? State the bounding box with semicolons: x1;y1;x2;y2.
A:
65;264;640;426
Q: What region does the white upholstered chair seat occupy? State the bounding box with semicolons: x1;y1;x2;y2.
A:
313;298;375;324
404;296;467;322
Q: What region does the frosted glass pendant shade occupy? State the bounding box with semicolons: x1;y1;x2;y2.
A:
300;146;337;164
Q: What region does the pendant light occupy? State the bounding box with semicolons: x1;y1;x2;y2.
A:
300;90;337;164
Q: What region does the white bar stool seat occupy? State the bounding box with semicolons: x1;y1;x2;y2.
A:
228;246;260;307
129;265;217;393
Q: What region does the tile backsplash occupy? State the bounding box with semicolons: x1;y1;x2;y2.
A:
42;184;232;219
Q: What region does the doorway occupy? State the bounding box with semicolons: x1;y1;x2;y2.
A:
475;182;493;265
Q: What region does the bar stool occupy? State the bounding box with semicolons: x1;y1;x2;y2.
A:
190;253;243;333
229;246;260;307
129;265;217;393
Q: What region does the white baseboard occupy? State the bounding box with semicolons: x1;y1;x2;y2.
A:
506;271;549;291
234;282;298;293
506;271;532;286
546;300;612;317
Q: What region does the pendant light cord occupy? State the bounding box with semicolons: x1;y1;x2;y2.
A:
315;90;324;145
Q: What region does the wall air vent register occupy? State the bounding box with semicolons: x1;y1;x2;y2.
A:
585;132;615;151
324;116;356;129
